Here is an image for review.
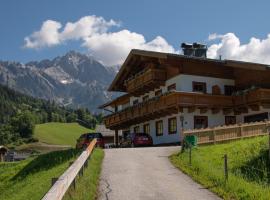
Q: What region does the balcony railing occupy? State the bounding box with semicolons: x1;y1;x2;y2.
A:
104;88;270;130
104;91;234;129
125;68;166;95
234;88;270;106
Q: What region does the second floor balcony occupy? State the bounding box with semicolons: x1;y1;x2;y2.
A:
125;68;167;96
104;91;234;129
103;88;270;130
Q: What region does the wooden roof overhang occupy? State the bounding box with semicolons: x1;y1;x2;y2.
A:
99;93;130;109
108;49;270;94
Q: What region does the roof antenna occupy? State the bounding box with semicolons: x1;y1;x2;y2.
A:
219;55;222;60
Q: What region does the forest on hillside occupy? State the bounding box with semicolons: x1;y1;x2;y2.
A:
0;84;102;145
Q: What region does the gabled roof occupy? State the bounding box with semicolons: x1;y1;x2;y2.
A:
109;49;270;92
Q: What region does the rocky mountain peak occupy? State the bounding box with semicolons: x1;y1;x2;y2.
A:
0;51;117;113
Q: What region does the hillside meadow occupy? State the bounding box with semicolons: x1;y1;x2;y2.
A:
170;136;270;200
34;122;93;147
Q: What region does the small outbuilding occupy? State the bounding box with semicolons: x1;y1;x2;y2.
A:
0;146;8;162
96;125;122;147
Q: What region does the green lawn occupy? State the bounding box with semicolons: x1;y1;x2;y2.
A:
0;149;80;200
170;136;270;200
34;122;93;147
0;148;104;200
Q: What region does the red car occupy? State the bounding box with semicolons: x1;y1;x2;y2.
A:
76;132;105;149
132;133;153;147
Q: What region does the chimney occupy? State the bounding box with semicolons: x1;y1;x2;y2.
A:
181;42;207;58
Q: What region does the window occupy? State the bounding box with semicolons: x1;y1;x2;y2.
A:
167;83;176;92
168;117;177;134
143;124;150;134
155;89;162;96
156;120;163;136
133;99;139;105
244;112;268;123
143;95;149;102
225;116;236;125
134;126;140;133
194;116;208;129
192;81;206;93
224;85;236;96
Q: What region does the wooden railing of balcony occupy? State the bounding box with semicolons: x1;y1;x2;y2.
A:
126;68;166;95
234;88;270;106
104;91;234;129
104;88;270;129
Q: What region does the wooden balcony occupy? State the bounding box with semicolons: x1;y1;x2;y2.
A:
233;88;270;112
126;68;166;96
104;92;234;129
104;88;270;130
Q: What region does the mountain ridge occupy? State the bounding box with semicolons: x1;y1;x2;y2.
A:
0;51;119;112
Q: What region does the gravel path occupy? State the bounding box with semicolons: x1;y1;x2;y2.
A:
98;146;221;200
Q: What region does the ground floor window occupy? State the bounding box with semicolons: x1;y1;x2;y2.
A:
168;117;177;134
143;123;150;134
156;120;163;136
244;112;268;123
225;116;236;125
134;126;140;133
194;116;208;129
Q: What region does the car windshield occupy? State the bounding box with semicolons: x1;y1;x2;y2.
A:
86;132;103;139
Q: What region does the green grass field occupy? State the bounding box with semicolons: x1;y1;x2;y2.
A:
170;136;270;200
34;122;93;147
0;148;103;200
0;149;80;200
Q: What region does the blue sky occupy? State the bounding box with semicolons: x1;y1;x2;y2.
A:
1;0;270;65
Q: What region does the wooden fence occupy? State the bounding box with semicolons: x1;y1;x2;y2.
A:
183;121;270;145
42;139;97;200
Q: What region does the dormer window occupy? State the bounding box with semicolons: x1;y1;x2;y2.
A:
192;81;206;93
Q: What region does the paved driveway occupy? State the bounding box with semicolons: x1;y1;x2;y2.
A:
98;146;221;200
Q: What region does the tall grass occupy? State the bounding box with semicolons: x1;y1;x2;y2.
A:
0;149;80;200
170;136;270;200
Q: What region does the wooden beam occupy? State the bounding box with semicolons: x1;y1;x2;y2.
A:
223;108;233;115
199;107;208;114
188;107;196;113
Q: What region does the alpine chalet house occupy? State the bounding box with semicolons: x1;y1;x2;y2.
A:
99;43;270;146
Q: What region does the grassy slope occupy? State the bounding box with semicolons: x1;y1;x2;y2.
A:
34;122;92;147
63;148;104;200
0;149;80;200
170;136;270;200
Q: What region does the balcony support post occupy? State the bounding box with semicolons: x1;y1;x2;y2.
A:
114;129;119;148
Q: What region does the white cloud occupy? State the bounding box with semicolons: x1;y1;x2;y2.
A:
208;33;270;64
24;20;62;49
24;15;176;65
83;30;175;65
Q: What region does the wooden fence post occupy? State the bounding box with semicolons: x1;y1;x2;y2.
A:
268;127;270;163
189;145;192;166
224;154;228;182
213;128;216;144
